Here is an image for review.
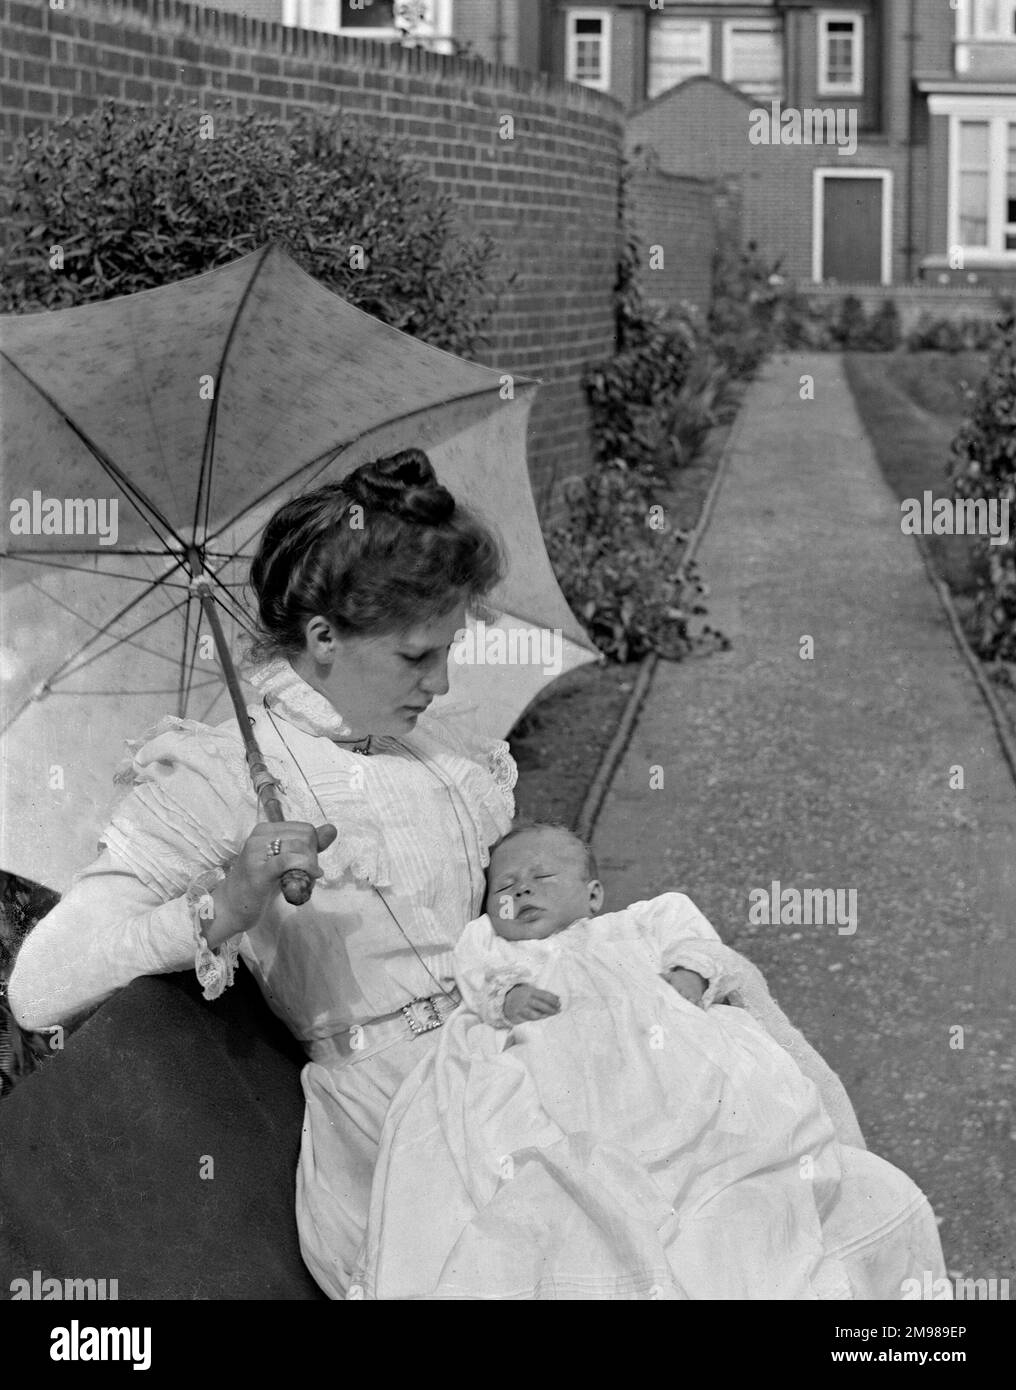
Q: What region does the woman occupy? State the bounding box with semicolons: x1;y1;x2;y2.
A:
9;449;515;1297
9;450;946;1300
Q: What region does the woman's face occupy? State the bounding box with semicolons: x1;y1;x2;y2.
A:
294;601;466;738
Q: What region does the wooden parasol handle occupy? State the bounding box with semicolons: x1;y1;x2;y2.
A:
190;568;313;907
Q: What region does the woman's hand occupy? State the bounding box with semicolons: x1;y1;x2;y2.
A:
204;821;338;946
504;983;561;1025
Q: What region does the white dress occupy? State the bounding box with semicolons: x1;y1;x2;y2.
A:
350;900;925;1300
8;661;948;1300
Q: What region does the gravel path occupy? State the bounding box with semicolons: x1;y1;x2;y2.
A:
593;351;1016;1287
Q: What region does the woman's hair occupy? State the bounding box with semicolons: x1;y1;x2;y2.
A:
247;449;504;659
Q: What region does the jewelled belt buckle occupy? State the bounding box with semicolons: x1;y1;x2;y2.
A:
402;996;444;1036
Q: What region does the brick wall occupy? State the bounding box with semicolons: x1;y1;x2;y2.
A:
0;0;626;517
626;166;715;312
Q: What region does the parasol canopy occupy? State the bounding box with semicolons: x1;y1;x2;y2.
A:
0;244;597;893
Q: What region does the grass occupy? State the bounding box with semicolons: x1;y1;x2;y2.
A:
841;350;989;598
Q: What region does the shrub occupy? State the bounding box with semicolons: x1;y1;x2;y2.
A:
545;460;729;663
906;313;1002;354
585;246;702;473
708;240;784;378
947;313;1016;660
834;295;869;349
0;99;502;356
867;298;902;351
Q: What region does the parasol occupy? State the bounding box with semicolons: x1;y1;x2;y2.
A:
0;244;597;894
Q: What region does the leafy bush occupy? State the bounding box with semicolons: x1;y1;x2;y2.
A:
867;299;902;351
585;247;701;473
833;295;868;349
708;240;784;378
0;98;502;355
947;314;1016;660
906;313;1002;354
545;460;729;663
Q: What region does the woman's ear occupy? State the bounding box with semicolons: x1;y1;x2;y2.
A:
588;880;605;914
303;615;337;662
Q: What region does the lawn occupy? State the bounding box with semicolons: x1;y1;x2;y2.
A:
841;350;989;598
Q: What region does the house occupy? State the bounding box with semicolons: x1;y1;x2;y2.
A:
545;0;1016;290
193;1;1016;289
195;0;545;68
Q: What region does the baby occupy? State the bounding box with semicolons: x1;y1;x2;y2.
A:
354;821;864;1298
484;822;716;1023
454;819;746;1032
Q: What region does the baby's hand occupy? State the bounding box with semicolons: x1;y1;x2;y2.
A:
504;983;561;1025
663;967;707;1006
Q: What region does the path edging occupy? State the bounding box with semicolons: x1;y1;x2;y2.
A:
574;378;755;842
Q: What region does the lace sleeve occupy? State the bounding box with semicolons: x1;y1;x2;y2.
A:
486;740;518;818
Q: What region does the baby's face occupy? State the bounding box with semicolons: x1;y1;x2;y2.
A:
485;829;601;941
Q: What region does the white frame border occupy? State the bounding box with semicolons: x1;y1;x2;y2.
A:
817;10;864;97
565;6;613;92
812;167;893;285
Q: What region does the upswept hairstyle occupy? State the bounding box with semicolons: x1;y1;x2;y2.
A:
247;448;504;659
489;821;599;882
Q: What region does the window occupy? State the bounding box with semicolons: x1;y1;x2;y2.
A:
818;11;863;96
932;102;1016;257
722;20;782;101
339;0;397;28
565;9;611;91
648;19;710;100
283;0;451;42
958;121;990;246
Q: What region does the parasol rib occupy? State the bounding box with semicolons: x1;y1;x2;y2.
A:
192;243;275;548
203;382;535;552
0;349;185;557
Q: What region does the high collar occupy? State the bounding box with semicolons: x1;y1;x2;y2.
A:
244;657;358;740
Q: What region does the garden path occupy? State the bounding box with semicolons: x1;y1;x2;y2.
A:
594;351;1016;1288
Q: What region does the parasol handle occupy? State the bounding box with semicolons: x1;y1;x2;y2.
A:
247;753;315;908
189;568;313;907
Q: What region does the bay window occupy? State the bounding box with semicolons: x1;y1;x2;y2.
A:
933;99;1016;258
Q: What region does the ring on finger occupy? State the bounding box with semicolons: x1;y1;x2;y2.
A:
266;838;283;858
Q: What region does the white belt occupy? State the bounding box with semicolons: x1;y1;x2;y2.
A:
309;988;461;1064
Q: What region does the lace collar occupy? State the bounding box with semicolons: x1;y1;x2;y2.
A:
244;657;358;740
